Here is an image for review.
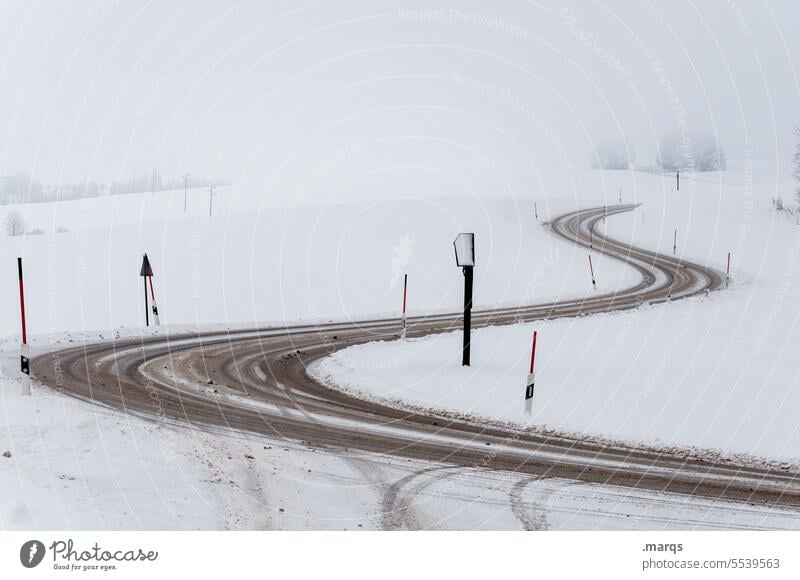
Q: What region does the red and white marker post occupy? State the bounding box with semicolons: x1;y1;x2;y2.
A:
525;331;538;415
17;257;30;395
588;254;597;289
401;273;408;341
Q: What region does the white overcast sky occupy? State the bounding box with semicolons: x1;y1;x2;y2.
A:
0;0;798;195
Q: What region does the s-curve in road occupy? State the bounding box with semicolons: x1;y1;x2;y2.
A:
31;204;800;528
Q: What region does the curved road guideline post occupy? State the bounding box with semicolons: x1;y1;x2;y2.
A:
31;205;800;509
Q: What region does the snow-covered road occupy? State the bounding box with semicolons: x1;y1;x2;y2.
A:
23;204;800;529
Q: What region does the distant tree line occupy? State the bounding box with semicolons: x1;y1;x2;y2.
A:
591;131;727;173
657;130;726;172
0;171;229;205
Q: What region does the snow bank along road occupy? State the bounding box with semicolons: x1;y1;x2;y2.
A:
31;205;800;513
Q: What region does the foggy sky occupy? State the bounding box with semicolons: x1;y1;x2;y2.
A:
0;0;798;197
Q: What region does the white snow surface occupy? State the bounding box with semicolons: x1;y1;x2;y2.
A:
4;160;800;529
0;170;638;336
312;161;800;462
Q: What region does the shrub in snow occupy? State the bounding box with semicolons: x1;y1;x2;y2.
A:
4;210;25;236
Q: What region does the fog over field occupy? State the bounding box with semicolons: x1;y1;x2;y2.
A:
4;0;800;546
1;1;798;198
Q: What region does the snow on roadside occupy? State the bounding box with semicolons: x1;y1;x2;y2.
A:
311;162;800;463
0;353;222;530
0;336;384;531
1;188;635;337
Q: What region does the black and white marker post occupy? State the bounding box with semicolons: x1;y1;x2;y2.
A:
677;170;680;191
140;253;160;326
525;330;538;415
534;202;539;222
588;254;597;289
453;233;475;366
673;228;677;255
17;257;30;395
401;273;408;341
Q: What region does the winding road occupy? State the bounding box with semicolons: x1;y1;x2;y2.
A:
31;204;800;516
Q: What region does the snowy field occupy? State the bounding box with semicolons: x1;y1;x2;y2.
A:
3;160;797;530
0;166;641;336
0;163;639;530
312;160;800;462
5;333;800;531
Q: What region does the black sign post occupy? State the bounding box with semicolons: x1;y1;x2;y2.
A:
140;253;153;327
453;233;475;367
462;265;473;366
